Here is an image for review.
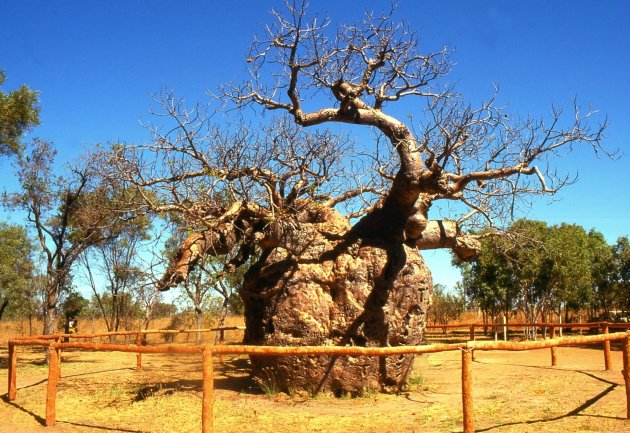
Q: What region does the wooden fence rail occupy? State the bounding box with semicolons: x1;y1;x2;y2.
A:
6;329;630;433
426;321;628;349
10;326;246;341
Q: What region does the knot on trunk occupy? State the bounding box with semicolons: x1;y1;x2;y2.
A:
404;213;428;241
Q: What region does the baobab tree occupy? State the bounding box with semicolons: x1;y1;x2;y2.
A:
112;3;607;394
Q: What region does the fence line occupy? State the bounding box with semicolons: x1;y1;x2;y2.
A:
6;328;630;433
425;321;630;335
10;326;246;342
425;321;627;329
426;321;628;346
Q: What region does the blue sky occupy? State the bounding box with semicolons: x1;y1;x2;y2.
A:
2;1;629;292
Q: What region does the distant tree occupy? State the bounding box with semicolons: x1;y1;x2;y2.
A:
0;69;40;156
93;292;142;327
81;207;152;333
0;222;36;320
613;236;630;315
455;233;517;331
3;140;127;336
59;290;88;333
186;254;248;344
587;230;615;320
151;301;177;318
458;220;598;338
544;223;593;321
428;283;466;327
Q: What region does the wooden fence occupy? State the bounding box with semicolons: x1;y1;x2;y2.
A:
6;326;630;433
426;320;630;339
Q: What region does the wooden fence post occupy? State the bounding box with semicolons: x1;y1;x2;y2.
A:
462;347;474;433
550;326;557;367
46;344;59;426
136;332;142;372
469;325;476;342
8;342;17;400
55;337;62;381
623;334;630;419
202;347;215;433
603;324;612;371
502;316;507;341
219;329;225;364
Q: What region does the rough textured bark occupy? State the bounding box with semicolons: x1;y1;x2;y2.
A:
245;203;431;394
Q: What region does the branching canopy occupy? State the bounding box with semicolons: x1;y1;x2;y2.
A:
110;2;609;289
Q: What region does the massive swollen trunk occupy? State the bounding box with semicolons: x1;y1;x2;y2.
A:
240;203;432;395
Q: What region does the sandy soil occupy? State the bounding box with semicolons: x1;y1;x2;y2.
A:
1;333;630;433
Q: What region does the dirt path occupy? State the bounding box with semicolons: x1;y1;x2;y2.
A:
1;344;630;433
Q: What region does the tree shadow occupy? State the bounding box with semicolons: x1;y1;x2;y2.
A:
474;369;625;432
213;356;262;394
313;238;410;395
56;421;144;432
12;357;48;367
132;379;202;401
134;356;261;395
9;367;136;394
1;394;46;425
2;358;260;431
61;366;135;379
3;381;147;431
3;397;145;433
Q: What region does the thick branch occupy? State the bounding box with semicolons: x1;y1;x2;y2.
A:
415;220;481;261
157;224;240;290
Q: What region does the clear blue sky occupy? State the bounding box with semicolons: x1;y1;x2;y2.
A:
2;1;629;291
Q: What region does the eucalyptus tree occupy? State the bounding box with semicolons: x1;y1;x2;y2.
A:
613;236;630;314
459;220;602;336
81;204;153;333
586;230;615;319
545;223;593;320
0;69;39;156
4;140;139;336
112;3;607;393
428;283;466;327
0;222;36;320
456;233;518;330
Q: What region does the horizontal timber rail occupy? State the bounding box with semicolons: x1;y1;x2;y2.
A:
47;332;625;355
8;338;56;347
10;326;246;342
6;330;630;433
40;341;465;356
426;321;629;345
426;321;628;330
